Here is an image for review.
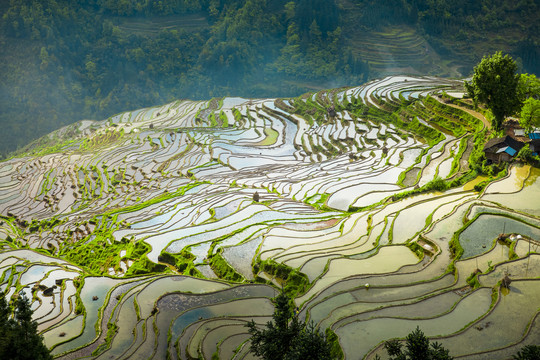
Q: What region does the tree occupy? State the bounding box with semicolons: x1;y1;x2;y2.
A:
513;345;540;360
517;74;540;101
0;292;53;360
520;98;540;132
380;327;453;360
246;291;334;360
465;52;522;130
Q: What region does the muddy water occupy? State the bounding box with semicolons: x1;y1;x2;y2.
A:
482;167;540;216
335;288;491;358
297;246;419;304
436;280;540;357
459;214;540;259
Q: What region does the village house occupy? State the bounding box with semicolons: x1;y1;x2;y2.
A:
530;139;540;156
529;130;540;140
483;135;524;164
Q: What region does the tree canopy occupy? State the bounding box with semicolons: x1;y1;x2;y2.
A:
465;52;522;130
518;73;540;132
517;74;540;101
0;292;53;360
380;326;453;360
246;291;335;360
513;345;540;360
520;98;540;132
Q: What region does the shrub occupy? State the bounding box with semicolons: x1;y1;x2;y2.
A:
246;291;336;360
513;345;540;360
380;326;453;360
0;292;53;360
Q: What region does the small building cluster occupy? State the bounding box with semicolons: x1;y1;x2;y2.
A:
483;135;524;164
483;122;540;163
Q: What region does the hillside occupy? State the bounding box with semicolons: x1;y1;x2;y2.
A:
1;76;539;359
0;0;538;156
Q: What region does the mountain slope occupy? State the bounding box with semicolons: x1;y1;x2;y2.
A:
1;76;539;359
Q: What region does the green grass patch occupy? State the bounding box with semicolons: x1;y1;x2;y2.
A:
92;322;119;356
209;250;245;282
220;110;228;127
73;276;86;316
158;249;201;276
80;128;125;152
449;136;469;177
26;216;64;233
326;328;345;360
254;259;310;298
257;127;279;146
466;269;482;289
407;241;425;259
304;193;331;210
209;112;218;127
60;215;167;276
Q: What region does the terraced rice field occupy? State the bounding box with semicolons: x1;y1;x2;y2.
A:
0;76;538;359
112;13;210;36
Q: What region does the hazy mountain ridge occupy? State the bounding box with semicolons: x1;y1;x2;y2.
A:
1;0;538;156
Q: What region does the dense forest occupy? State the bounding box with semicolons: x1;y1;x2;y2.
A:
0;0;538;156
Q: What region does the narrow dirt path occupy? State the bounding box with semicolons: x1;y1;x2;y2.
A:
434;96;491;130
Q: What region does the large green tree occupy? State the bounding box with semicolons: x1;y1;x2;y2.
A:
379;326;453;360
0;292;53;360
465;52;522;130
246;291;334;360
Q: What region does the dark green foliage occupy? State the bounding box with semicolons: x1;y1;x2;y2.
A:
520;97;540;133
209;250;245;282
516;144;535;163
518;74;540;101
246;291;335;360
449;227;465;260
0;0;364;157
407;241;425;259
513;345;540;360
287;322;334;360
60;229;166;276
326;328;345;360
256;259;310;298
468;129;488;173
26;217;63;233
0;292;53;360
465;52;522;130
126;254;168;275
383;327;453;360
423;176;448;192
158;249;198;274
466;270;481;289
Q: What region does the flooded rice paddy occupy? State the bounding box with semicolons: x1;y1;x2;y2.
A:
0;76;538;359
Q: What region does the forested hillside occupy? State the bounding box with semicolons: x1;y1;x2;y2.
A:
0;0;538;156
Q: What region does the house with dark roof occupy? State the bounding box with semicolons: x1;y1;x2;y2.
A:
530;139;540;156
483;135;524;164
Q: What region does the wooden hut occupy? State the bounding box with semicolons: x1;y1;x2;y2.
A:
483;135;524;164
